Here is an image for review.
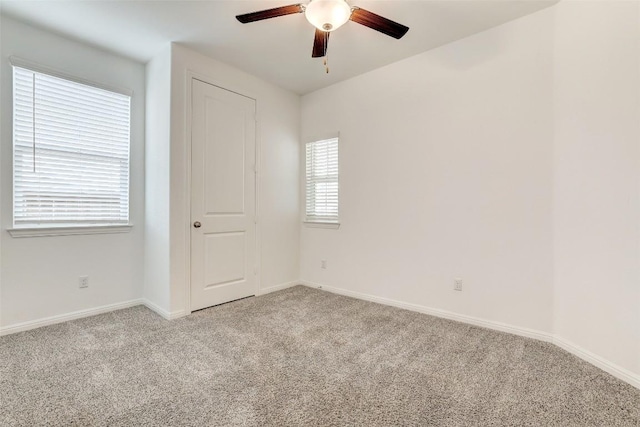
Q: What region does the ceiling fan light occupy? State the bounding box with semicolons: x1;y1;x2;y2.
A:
305;0;351;32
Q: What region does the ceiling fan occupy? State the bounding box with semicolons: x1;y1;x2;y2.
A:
236;0;409;60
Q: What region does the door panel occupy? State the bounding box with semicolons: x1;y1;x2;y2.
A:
204;97;246;215
204;232;246;287
191;79;256;311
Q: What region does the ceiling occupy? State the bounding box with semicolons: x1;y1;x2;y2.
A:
0;0;558;94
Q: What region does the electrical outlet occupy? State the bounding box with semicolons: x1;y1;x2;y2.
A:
454;278;463;291
79;276;89;289
321;260;327;269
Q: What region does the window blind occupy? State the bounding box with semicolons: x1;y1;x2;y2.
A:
305;137;339;223
13;66;131;227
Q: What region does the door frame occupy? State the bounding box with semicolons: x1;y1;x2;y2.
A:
183;71;261;316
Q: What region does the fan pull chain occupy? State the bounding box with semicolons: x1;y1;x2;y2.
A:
324;53;329;74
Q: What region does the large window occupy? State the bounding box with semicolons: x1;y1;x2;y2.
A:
12;65;131;228
305;137;339;224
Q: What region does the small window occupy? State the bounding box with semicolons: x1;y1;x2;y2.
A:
12;66;131;228
305;137;339;224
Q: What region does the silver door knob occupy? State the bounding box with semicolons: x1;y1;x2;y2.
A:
193;221;202;228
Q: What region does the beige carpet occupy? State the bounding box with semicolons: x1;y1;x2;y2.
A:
1;285;639;426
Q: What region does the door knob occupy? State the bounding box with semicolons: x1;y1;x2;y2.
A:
193;221;202;228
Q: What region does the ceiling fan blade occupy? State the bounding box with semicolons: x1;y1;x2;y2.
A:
349;7;409;39
236;4;304;24
312;29;329;58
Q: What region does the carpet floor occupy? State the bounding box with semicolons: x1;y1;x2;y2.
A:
1;285;639;426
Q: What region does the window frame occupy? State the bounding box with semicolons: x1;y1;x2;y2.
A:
304;135;340;228
8;57;133;237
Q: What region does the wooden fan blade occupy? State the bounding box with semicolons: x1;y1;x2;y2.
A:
349;7;409;39
312;29;329;58
236;4;304;23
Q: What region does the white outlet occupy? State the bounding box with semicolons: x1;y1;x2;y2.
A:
79;276;89;289
454;278;463;291
321;260;327;269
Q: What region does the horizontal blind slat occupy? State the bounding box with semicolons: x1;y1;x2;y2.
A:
305;138;339;222
13;66;131;226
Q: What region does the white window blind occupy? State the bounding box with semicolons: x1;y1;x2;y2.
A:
12;66;131;227
305;137;339;223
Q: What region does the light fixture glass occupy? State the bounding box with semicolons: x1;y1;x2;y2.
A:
305;0;351;32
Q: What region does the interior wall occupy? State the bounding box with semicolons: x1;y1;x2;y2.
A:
552;0;640;378
167;44;300;315
0;16;146;328
143;45;172;314
300;7;555;334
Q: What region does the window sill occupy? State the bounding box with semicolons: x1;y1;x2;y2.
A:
7;224;133;238
303;221;340;230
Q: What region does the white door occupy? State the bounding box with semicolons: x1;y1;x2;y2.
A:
190;78;257;311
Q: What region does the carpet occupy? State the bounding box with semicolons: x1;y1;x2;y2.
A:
1;285;638;426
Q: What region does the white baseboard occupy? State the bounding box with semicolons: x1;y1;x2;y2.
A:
2;280;637;390
142;299;185;320
300;281;551;342
256;281;298;296
170;310;187;319
143;282;298;320
300;280;640;390
553;335;640;390
0;299;144;336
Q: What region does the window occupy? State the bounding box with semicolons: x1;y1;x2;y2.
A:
305;137;339;224
12;65;131;229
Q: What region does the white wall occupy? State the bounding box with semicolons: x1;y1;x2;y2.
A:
0;16;145;328
144;45;172;314
553;0;640;378
300;7;555;334
300;1;640;384
143;44;300;316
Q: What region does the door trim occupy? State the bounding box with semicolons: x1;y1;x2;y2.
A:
184;71;261;316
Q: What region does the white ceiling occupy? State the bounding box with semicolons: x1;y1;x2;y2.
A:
0;0;558;94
